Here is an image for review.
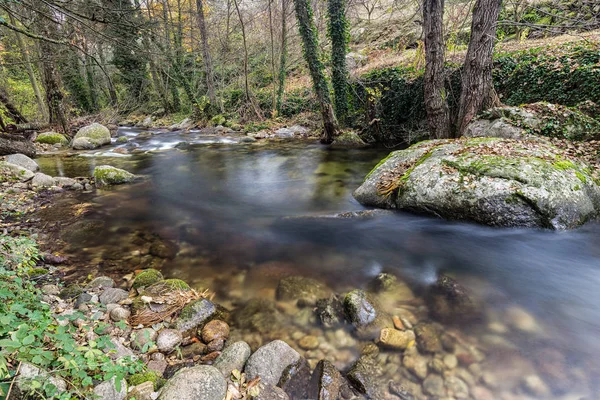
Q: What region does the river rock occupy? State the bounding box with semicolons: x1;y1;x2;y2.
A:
346;355;385;398
245;340;301;386
14;362;67;396
445;375;469;399
149;238;178;259
99;288;129;305
93;165;137;186
255;383;290;400
315;295;344;328
126;382;155;400
343;289;377;327
106;338;134;360
131;328;158;351
31;172;55;188
175;298;216;333
201;320;229;343
87;276;115;289
309;359;349;400
132;269;164;289
426;275;481;323
157;329;183;353
276;276;329;303
213;341;252;377
414;323;442;353
278;357;312;398
0;162;34;182
233;298;281;333
93;378;127;400
157;366;226;400
423;374;446;397
354;137;600;229
110;306;131;322
331;131;368;148
6;153;39;172
73;123;111;149
402;347;429;380
180;342;207;358
378;328;415;350
36;131;69;146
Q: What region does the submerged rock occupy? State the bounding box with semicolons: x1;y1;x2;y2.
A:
93;165;137;186
346;355;385;398
73;123;111;149
157;366;226;400
426;275;481;323
245;340;301;386
343;289;377;327
233;298;281;333
309;359;352;400
315;295;345;328
354;138;600;229
276;276;329;303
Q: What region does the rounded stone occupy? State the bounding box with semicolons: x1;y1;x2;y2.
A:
201;320;230;343
423;374;446;397
99;288;129;305
298;335;319;350
207;338;225;353
110;306;131;322
131;328;158;351
245;340;301;386
156;329;183;353
213;341;252;377
157;365;226;400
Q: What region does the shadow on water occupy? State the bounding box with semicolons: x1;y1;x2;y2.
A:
37;132;600;398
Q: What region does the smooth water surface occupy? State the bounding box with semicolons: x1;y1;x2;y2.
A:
37;128;600;399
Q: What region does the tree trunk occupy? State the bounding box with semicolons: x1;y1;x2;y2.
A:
268;0;277;113
39;39;69;134
0;90;28;124
196;0;218;109
293;0;340;144
423;0;451;138
0;135;36;157
276;0;288;114
9;13;48;121
328;0;349;124
456;0;503;135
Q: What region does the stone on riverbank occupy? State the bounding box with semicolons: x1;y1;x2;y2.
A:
36;132;69;146
354;137;600;229
245;340;301;386
73;123;111;149
0;161;35;182
132;269;164;289
213;341;252;377
93;165;137;186
175;298;216;333
6;153;39;172
31;172;55;188
157;366;226;400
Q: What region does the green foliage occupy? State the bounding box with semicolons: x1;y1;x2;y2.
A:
327;0;350;123
493;42;600;106
0;235;144;399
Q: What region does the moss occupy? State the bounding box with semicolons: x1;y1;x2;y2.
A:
210;114;226;126
116;136;129;143
365;152;394;180
74;123;110;142
59;284;83;299
28;267;49;278
127;371;165;390
93;165;136;186
35;132;69;145
132;269;164;289
147;279;191;293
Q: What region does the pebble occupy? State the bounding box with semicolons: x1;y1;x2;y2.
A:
471;386;495;400
109;306;131;322
522;375;551;397
505;306;540;333
392;315;405;330
131;328;157;351
423;374;446;397
156;329;183;353
298;335;319;350
99;288;129;305
378;328;415;350
445;375;470;399
201;320;230;343
207;338;225;352
443;354;458;369
148;359;167;376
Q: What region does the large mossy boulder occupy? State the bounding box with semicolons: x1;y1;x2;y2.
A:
36;131;69;146
465;102;600;141
93;165;136;186
72;123;111;149
354;138;600;229
0;161;34;182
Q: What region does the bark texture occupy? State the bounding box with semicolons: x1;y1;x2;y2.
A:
423;0;451;138
456;0;503;135
196;0;218;109
0;135;36;157
293;0;339;143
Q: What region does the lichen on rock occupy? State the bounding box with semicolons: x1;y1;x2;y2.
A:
93;165;137;186
36;132;69;146
72;123;111;149
354;137;600;229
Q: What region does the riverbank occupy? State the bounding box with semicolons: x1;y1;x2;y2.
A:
2;132;600;399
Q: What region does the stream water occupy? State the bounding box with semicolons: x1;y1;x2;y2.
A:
36;127;600;399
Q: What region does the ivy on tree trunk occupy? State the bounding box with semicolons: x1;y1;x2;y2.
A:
293;0;339;143
328;0;349;124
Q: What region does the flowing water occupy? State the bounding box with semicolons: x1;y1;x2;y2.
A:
36;127;600;399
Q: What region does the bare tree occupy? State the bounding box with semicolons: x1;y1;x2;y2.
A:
456;0;503;135
423;0;451;138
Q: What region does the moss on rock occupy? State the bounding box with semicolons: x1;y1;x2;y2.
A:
93;165;136;186
127;371;165;390
35;132;69;146
132;269;164;289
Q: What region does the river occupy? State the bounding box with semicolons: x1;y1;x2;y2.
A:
36;127;600;399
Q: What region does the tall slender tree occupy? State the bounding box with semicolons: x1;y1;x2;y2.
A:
327;0;349;124
276;0;289;114
456;0;503;135
423;0;451;138
196;0;218;110
293;0;339;143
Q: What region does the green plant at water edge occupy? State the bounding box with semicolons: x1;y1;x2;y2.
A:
0;236;144;399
